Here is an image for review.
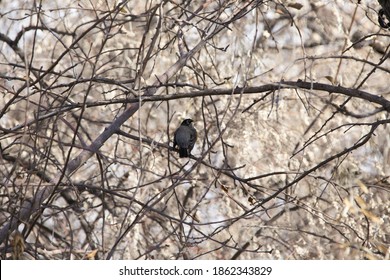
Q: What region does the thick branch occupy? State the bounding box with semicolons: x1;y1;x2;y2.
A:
3;81;389;134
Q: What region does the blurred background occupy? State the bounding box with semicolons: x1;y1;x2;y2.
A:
0;0;389;259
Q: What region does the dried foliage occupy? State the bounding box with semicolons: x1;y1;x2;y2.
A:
0;0;390;259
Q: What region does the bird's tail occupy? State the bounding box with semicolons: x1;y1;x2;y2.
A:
179;148;189;158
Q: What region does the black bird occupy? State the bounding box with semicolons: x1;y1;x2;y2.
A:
378;0;390;28
173;119;197;158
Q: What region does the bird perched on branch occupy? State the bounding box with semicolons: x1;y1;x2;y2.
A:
173;119;197;158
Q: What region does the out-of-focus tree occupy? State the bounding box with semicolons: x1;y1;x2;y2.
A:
0;0;389;259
